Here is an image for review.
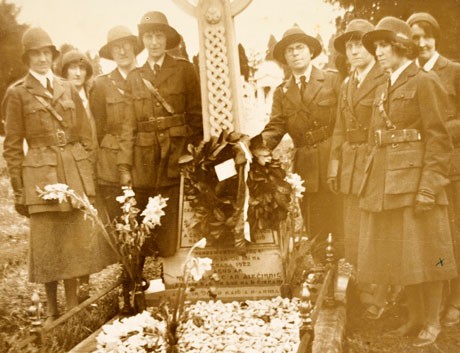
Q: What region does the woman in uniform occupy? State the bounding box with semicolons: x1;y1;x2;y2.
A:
408;12;460;328
359;17;457;346
2;28;112;323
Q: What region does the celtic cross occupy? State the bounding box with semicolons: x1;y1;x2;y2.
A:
173;0;253;139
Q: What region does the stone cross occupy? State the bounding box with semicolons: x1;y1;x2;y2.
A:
172;0;253;139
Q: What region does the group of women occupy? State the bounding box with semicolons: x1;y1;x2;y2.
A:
1;5;459;347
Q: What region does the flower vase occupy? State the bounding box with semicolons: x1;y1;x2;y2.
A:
133;282;146;314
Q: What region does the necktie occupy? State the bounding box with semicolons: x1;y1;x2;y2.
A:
350;75;359;97
46;78;53;95
299;75;307;98
153;63;160;76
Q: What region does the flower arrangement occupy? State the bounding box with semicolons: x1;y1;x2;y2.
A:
94;237;214;353
37;184;168;312
181;131;297;250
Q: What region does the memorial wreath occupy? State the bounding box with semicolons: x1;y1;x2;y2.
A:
180;131;304;251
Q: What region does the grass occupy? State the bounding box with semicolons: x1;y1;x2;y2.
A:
345;283;460;353
0;137;121;353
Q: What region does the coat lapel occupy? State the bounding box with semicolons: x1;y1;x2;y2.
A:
432;55;448;72
389;62;418;95
109;68;128;95
24;74;52;99
138;61;155;83
52;76;66;102
353;63;385;107
153;54;177;86
303;67;324;107
284;76;303;108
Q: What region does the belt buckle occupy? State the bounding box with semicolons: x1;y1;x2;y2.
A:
305;131;314;145
374;130;382;147
156;116;166;130
56;130;67;146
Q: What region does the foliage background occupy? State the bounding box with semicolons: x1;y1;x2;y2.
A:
327;0;460;61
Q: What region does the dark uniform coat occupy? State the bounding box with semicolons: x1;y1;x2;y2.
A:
124;54;202;189
3;73;114;283
91;69;132;184
260;66;342;242
121;54;202;256
328;62;386;265
90;68;133;221
430;55;460;277
357;62;457;285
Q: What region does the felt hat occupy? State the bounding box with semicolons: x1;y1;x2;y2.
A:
99;25;143;60
22;27;59;63
334;19;375;55
138;11;180;49
273;27;322;64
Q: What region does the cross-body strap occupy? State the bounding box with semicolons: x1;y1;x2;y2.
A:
141;78;175;115
108;73;126;96
27;90;64;123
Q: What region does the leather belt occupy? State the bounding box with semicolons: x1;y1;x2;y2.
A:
374;128;421;147
346;128;368;144
452;135;460;147
301;125;331;147
27;130;78;147
137;114;185;132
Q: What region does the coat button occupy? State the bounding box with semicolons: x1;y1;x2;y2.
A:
159;133;164;137
155;102;161;107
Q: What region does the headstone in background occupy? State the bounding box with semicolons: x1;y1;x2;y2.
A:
159;199;285;302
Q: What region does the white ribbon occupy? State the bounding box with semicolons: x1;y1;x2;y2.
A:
238;141;253;242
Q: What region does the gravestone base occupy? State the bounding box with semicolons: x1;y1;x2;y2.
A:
159;243;284;302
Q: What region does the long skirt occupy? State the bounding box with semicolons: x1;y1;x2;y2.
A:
357;205;458;286
300;186;344;258
29;210;117;283
343;194;360;267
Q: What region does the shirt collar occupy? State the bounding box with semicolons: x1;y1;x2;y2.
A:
354;60;375;87
293;64;313;85
117;67;128;80
148;54;166;71
78;88;88;108
390;60;413;86
416;51;440;72
29;69;54;89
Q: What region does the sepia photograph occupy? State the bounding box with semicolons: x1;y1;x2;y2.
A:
0;0;460;352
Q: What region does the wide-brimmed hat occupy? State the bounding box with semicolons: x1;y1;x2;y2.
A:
60;49;93;80
273;27;322;64
406;12;441;39
138;11;180;49
21;27;60;63
334;19;375;55
99;25;143;60
362;16;414;55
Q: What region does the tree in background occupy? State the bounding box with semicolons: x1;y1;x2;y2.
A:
324;0;460;61
0;0;28;134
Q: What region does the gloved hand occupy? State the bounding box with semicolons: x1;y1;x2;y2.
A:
118;164;132;187
327;177;339;194
414;189;435;215
13;189;29;217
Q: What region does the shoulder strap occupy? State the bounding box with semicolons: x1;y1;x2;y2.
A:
141;78;175;115
108;73;126;96
27;90;64;123
342;79;363;129
377;85;395;130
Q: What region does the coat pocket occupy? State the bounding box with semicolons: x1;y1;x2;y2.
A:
22;149;59;205
97;135;121;183
294;147;319;193
133;132;155;187
71;144;96;197
339;145;357;194
167;125;190;178
384;148;423;194
105;95;126;124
